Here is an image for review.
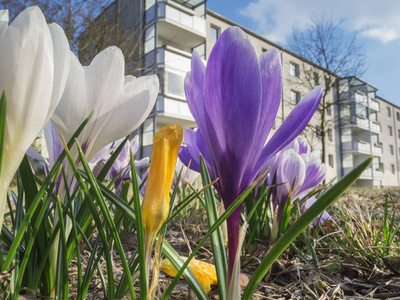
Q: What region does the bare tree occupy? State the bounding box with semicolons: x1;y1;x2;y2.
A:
0;0;145;74
288;14;367;165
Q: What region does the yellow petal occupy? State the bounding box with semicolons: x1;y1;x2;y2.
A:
142;123;183;237
160;257;218;294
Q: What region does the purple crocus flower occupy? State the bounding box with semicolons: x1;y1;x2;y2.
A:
101;136;149;196
178;26;323;289
265;137;328;231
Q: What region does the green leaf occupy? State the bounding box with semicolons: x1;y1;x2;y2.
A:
2;111;94;272
161;174;262;300
199;155;227;300
74;139;136;299
242;156;373;299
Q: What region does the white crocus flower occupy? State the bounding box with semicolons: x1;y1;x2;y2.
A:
51;46;159;164
0;7;69;229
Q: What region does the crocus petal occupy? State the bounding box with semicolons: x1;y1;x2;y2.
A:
45;23;70;124
142;124;183;289
300;158;326;193
255;48;282;145
277;149;306;200
26;146;50;175
134;157;150;169
256;86;323;172
297;136;308;154
90;75;159;157
204;27;263;191
0;6;54;229
130;135;140;156
44;121;63;168
302;196;330;226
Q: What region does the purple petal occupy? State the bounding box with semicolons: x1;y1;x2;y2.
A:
179;146;201;173
301;196;331;226
130;135;140;156
300;156;326;193
254;48;282;146
277;149;306;201
134;157;149;169
297;137;308;154
256;86;323;173
44;121;63;168
26;146;49;175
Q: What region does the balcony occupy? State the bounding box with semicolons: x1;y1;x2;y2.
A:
369;98;380;112
374;170;384;179
157;2;206;49
372;144;383;156
354;92;368;105
350;116;369;130
353;141;370;154
360;168;372;179
370;121;381;133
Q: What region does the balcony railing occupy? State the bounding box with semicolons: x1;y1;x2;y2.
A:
354;141;370;153
370;121;381;133
161;3;206;36
369;99;380;111
374;170;384;179
360;168;372;179
372;144;383;156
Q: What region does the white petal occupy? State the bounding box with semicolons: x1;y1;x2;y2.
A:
51;52;87;143
90;74;158;156
0;5;53;165
45;23;70;124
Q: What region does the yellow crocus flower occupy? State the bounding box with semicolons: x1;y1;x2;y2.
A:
142;123;183;293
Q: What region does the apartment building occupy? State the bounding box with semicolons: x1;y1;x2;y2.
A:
84;0;399;187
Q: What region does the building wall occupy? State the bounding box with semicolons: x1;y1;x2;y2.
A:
377;96;400;186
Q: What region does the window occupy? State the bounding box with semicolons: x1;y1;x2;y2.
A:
328;128;333;141
398;129;400;139
389;126;393;136
391;164;395;174
289;62;299;77
328;154;334;167
327;104;332;116
343;153;353;168
313;72;319;85
291;90;300;104
397;112;400;121
210;26;219;42
387;107;391;117
390;145;394;155
142;118;154;146
144;25;155;54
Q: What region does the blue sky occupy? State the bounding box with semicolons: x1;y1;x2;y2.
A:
207;0;400;107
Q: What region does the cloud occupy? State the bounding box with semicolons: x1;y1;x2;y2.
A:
239;0;400;45
361;28;399;44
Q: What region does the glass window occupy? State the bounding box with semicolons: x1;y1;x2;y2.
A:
166;71;185;98
290;62;299;77
391;164;395;174
343;153;353;168
144;25;155;54
142;118;154;146
390;145;394;155
328;154;334;167
291;90;300;104
145;0;155;10
341;127;352;143
210;26;219;42
158;3;165;18
145;5;156;23
397;112;400;121
340;104;350;118
389;126;393;136
328;128;333;141
387;107;391;117
313;72;319;85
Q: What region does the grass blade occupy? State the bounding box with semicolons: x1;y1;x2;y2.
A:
242;156;373;299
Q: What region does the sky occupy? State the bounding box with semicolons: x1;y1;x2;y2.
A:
207;0;400;107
